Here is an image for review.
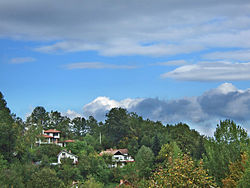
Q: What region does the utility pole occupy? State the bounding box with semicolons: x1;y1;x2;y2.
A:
99;132;102;145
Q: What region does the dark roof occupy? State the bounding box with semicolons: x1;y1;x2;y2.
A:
100;148;128;156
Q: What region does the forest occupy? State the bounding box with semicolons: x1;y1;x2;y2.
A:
0;91;249;187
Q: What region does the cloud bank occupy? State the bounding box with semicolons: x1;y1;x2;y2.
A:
83;83;250;133
1;0;250;57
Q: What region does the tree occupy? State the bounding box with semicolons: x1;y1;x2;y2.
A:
48;111;71;138
168;123;205;159
135;145;155;178
80;176;104;188
152;135;161;156
156;142;182;164
57;163;82;186
203;120;249;186
104;108;130;147
222;152;247;187
71;117;87;138
26;106;48;129
150;154;217;187
27;167;64;188
0;92;18;161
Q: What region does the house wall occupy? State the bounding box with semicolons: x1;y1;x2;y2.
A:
58;152;78;164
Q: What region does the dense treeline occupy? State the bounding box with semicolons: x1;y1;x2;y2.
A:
0;92;249;187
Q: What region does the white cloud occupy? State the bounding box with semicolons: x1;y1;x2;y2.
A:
82;83;250;134
10;57;36;64
203;49;250;61
162;61;250;81
155;60;188;66
64;62;136;70
83;96;143;120
1;1;250;56
63;109;82;119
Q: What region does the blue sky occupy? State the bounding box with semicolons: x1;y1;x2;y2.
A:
1;0;250;135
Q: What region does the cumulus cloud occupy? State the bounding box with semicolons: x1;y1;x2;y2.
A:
64;62;136;70
162;62;250;81
82;83;250;130
83;96;144;120
10;57;36;64
1;0;250;56
62;109;82;119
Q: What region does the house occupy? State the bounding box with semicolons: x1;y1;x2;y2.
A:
57;150;78;164
100;148;134;168
36;129;62;146
60;139;75;147
36;129;75;147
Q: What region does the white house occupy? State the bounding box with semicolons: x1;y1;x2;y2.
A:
36;129;63;146
100;148;134;168
36;129;75;147
57;150;78;164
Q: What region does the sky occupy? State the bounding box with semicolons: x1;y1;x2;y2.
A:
1;0;250;135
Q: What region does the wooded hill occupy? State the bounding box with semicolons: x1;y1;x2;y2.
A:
0;91;249;187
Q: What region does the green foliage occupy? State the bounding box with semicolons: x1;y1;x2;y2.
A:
0;161;23;187
71;117;87;138
0;153;8;170
26;106;49;129
57;163;82;186
152;135;161;156
203;120;249;186
168;123;206;159
237;149;250;188
127;137;139;157
27;167;64;188
104;108;130;147
119;162;139;184
156;142;182;164
34;144;61;162
150;154;217;187
0;93;250;187
140;135;151;148
135;145;155;179
80;176;104;188
66;140;95;155
78;151;111;184
0;92;18;162
222;152;247;187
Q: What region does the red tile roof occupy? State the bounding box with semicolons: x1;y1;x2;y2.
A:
42;134;53;138
44;129;61;133
64;140;75;143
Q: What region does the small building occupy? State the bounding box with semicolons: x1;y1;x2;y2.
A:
36;129;62;146
57;150;78;164
36;129;75;147
100;148;134;168
59;139;75;147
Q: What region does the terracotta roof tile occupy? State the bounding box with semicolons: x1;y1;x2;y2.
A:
44;129;61;133
42;134;53;138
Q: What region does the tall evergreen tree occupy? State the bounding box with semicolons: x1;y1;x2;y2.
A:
152;135;161;156
0;92;17;161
